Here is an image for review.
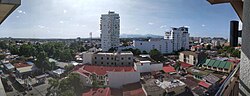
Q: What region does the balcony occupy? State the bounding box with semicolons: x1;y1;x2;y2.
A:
0;0;21;25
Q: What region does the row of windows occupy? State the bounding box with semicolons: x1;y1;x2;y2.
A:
94;57;131;60
94;62;131;65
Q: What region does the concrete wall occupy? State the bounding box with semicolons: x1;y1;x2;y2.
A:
240;0;250;96
134;62;163;73
108;71;140;88
82;52;93;64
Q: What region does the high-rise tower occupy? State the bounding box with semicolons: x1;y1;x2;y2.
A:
100;11;120;51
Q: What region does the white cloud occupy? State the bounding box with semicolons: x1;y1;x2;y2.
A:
135;28;140;31
38;25;45;29
201;24;206;27
184;26;190;28
16;16;20;18
63;10;67;14
160;25;167;28
148;22;154;25
17;10;26;14
59;21;64;24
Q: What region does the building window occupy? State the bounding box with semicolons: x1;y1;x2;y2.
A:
111;57;113;60
101;62;103;64
101;57;103;60
94;61;97;64
128;57;131;60
121;63;123;65
95;57;97;59
107;57;109;60
140;43;142;45
128;62;131;65
121;57;124;60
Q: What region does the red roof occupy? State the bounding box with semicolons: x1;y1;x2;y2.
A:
180;62;193;68
82;87;111;96
198;81;211;89
75;65;135;76
14;63;31;68
122;82;146;96
163;65;176;73
227;59;240;64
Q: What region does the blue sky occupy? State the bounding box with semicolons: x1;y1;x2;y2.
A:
0;0;240;38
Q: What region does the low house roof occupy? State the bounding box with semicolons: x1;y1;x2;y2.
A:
53;68;65;75
203;74;220;84
163;65;176;73
198;81;211;89
82;87;111;96
4;63;14;69
122;82;145;96
180;62;193;68
203;59;233;69
75;65;135;76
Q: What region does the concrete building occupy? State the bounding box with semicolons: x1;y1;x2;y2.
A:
156;79;187;96
142;79;166;96
202;59;234;73
207;1;247;95
179;51;207;66
165;27;190;51
74;65;140;88
211;37;227;47
100;11;120;51
199;37;212;44
134;56;163;73
92;51;133;66
132;39;173;54
82;52;94;64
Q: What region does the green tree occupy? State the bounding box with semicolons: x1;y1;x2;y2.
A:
19;44;36;57
0;41;8;49
142;50;148;54
9;45;20;55
149;49;163;61
231;50;241;58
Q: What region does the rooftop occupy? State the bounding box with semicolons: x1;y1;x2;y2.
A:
74;65;135;76
198;81;211;89
163;65;176;73
203;74;220;84
203;59;233;69
82;87;111;96
142;79;165;92
122;82;146;96
156;79;186;90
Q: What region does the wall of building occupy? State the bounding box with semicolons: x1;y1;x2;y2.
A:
100;11;120;51
133;39;173;54
82;52;93;64
240;1;250;95
108;71;140;88
92;52;133;66
134;61;163;73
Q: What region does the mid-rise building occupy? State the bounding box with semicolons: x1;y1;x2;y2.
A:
92;51;134;66
100;11;120;51
179;51;207;66
74;65;140;88
165;27;190;51
134;56;163;73
132;39;173;54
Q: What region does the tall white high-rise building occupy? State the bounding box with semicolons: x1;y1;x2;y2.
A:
165;27;190;51
100;11;120;51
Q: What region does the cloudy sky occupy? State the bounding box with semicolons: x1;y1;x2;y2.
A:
0;0;240;38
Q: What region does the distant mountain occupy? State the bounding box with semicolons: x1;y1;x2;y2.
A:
120;34;163;38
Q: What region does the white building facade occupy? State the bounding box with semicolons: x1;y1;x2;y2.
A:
100;11;120;51
165;27;190;51
133;39;173;54
134;61;163;73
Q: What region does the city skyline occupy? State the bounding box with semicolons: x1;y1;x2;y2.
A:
0;0;241;39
